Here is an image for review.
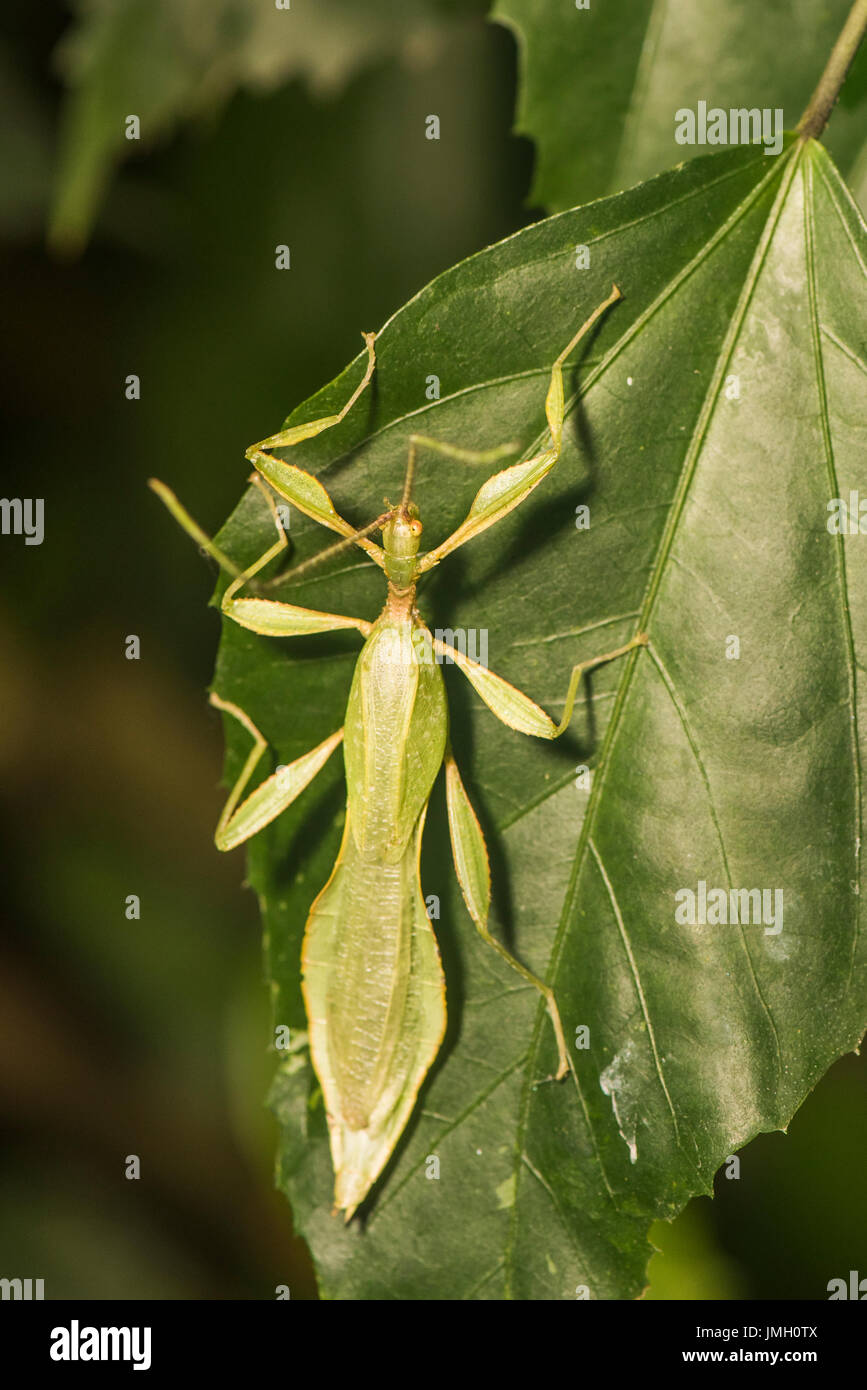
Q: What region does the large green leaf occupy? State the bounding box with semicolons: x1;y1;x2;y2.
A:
209;135;867;1298
493;0;867;212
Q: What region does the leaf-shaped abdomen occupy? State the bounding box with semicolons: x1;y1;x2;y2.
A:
301;808;446;1217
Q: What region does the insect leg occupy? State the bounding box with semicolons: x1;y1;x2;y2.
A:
210;693;344;851
149;477;372;637
444;749;569;1080
246;331;375;455
547;634;649;737
222;478;374;635
433;632;647;739
149;476;243;579
418;286;622;572
246;333;385;568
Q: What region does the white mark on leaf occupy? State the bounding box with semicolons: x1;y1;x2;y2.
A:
496;1175;516;1209
599;1040;639;1164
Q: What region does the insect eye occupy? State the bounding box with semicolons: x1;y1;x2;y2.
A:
410;519;423;536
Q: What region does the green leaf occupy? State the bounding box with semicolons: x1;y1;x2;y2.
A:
493;0;867;212
48;0;467;253
209;136;867;1298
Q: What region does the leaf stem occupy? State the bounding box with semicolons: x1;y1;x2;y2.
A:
797;0;867;140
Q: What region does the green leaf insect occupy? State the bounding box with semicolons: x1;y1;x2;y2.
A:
149;285;648;1221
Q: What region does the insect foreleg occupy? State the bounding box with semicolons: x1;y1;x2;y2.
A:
222;485;373;637
444;750;569;1080
543;283;621;451
245;450;386;569
418;286;622;572
245;333;385;569
246;331;375;456
209;693;343;851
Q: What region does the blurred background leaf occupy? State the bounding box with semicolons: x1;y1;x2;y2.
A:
48;0;487;254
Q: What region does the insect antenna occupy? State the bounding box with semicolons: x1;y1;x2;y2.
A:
259;506;394;590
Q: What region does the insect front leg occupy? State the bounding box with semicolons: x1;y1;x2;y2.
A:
418;286;622;572
444;749;569;1080
210;694;344;851
245;332;385;569
246;331;375;456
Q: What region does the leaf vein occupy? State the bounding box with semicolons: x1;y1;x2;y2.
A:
647;641;784;1078
588;837;681;1144
803;154;863;992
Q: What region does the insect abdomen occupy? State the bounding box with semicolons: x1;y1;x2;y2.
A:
301;808;445;1218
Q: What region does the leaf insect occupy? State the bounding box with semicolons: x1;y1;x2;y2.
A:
150;285;647;1220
